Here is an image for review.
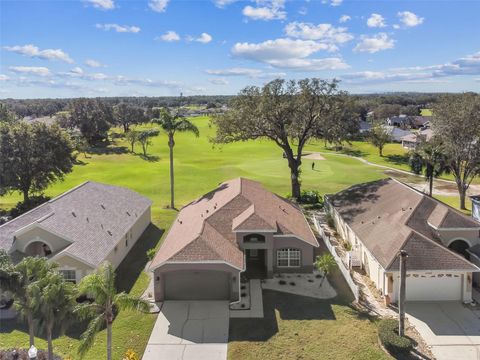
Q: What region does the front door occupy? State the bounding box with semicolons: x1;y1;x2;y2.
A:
245;249;266;278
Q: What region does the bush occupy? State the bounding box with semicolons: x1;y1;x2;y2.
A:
123;349;140;360
146;248;156;261
378;319;413;355
298;190;323;205
326;214;335;229
9;195;50;219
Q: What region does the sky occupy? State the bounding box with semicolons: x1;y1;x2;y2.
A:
0;0;479;99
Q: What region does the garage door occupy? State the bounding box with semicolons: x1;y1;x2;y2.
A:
164;270;230;300
396;274;463;301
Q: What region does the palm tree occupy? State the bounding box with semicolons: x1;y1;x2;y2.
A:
409;139;449;197
31;270;75;360
151;108;199;209
315;254;337;287
0;256;53;347
75;262;150;360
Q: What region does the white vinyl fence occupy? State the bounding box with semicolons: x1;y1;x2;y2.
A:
313;215;360;301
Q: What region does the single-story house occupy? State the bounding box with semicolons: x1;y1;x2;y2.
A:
151;178;318;302
383;125;413;143
326;178;480;303
386;115;410;129
0;181;152;283
410;116;431;129
400;129;434;149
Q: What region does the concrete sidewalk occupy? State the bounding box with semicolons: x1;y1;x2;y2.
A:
142;301;229;360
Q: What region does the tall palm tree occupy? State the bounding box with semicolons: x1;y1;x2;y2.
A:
75;262;150;360
31;270;75;360
0;256;52;347
409;139;449;197
151;108;199;209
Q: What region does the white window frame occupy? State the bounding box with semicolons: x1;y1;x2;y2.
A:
59;269;77;283
276;248;301;268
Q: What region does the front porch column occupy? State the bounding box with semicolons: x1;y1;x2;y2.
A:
266;249;273;278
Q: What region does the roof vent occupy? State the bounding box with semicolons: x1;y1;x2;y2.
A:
201;214;203;218
377;216;381;219
72;211;76;217
101;204;105;210
206;209;209;214
126;211;131;216
86;217;89;222
179;220;183;224
107;230;112;236
101;224;104;229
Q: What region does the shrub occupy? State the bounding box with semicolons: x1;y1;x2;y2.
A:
378;319;413;355
9;195;51;218
326;214;335;229
298;190;323;205
146;248;156;261
123;349;140;360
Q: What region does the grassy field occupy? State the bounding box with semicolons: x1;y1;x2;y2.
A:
420;109;433;116
1;115;467;359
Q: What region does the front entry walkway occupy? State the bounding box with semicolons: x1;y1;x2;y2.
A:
406;302;480;360
142;301;229;360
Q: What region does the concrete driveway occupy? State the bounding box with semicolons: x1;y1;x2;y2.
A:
406;302;480;360
142;301;229;360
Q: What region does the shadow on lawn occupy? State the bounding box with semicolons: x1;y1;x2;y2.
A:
229;244;357;342
384;153;410;167
116;223;164;294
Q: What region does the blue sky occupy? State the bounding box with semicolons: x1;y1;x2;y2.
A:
1;0;479;98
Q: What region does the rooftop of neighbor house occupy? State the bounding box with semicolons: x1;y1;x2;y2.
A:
327;178;479;272
0;181;152;266
151;177;318;270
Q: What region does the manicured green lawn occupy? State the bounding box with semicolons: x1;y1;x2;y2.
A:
420;109;433;116
1;115;465;359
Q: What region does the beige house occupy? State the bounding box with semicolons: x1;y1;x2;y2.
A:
0;181;152;282
151;178;318;302
326;178;480;303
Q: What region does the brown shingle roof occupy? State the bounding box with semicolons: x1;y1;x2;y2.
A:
151;178;318;269
0;182;152;266
329;178;478;271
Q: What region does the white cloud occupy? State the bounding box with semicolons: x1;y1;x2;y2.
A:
339;15;351;23
196;33;213;44
397;11;424;28
243;0;286;21
209;78;229;85
186;33;213;44
149;0;169;13
70;67;84;75
353;33;395;53
214;0;238;7
85;0;114;10
157;31;181;42
432;51;480;77
0;74;10;81
298;7;307;16
267;57;349;71
284;22;353;45
96;24;141;33
9;66;51;76
85;59;105;68
367;13;386;28
323;0;342;6
205;67;286;78
4;44;73;63
233;38;334;62
476;78;480;82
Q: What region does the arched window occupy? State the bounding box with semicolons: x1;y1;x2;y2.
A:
277;248;301;267
448;239;470;259
244;234;265;243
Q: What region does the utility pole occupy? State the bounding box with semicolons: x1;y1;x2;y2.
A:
398;250;408;337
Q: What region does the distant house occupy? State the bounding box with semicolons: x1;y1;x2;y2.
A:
151;178;318;301
359;121;372;134
400;129;434;149
326;178;480;303
410;116;431;129
383;125;413;142
0;182;152;283
386;115;410;129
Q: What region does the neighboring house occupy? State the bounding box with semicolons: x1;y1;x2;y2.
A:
386;115;410;129
400;129;434;149
0;182;152;283
410;116;431;129
151;178;318;302
383;125;413;142
471;195;480;222
359;120;372;134
325;178;480;303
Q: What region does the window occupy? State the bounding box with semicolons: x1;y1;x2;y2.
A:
244;234;265;243
60;269;76;283
125;238;128;247
276;248;301;268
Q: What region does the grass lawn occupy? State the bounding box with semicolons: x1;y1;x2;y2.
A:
1;115;465;359
420;109;433;116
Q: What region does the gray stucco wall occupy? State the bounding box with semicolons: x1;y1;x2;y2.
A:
15;226;71;254
153;262;240;302
436;228;480;248
272;236;315;273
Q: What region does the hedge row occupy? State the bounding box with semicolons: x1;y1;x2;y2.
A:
378;319;413;355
